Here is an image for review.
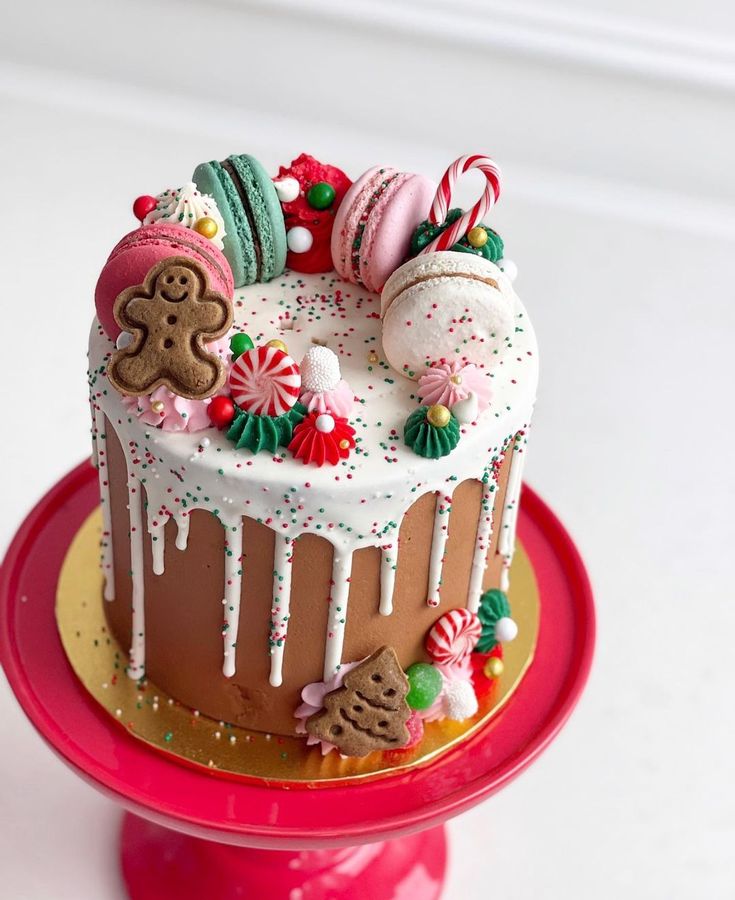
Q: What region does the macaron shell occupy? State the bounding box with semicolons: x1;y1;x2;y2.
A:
380;253;516;379
359;173;435;293
94;224;234;340
193;161;253;287
228;155;287;282
331;166;391;281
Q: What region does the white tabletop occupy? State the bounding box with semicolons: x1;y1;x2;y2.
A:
1;44;733;900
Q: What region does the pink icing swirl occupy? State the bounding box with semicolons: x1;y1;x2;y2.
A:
417;360;493;412
300;379;355;418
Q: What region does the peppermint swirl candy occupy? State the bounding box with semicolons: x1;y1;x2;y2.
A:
425;608;482;664
229;345;301;417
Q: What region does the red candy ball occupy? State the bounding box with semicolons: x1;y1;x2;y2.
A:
207;396;235;429
133;195;158;222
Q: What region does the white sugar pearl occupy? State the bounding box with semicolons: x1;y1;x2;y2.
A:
116;331;133;350
495;616;518;642
315;413;335;433
274;177;300;203
287;226;313;254
497;258;518;282
199;436;211;448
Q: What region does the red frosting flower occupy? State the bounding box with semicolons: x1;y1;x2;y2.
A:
288;411;356;466
274;153;352;273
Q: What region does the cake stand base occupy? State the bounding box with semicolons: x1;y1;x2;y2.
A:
1;461;594;900
121;813;446;900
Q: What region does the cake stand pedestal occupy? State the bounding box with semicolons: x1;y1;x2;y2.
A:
0;461;595;900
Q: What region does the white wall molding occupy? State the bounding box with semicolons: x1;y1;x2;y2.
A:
234;0;735;92
2;59;733;240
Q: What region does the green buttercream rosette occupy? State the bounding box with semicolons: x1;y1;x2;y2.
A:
227;402;306;453
476;588;511;653
409;208;504;262
404;406;460;459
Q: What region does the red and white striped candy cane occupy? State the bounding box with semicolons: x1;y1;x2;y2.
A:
420;154;502;255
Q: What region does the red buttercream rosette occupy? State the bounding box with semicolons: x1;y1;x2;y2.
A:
274;154;352;273
288;411;356;466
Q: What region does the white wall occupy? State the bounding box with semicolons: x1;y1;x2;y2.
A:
0;5;734;900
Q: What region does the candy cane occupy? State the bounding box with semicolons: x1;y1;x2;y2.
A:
420;154;502;255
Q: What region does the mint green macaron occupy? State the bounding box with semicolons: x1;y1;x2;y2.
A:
193;154;287;288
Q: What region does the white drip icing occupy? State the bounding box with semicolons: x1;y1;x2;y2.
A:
127;475;146;680
269;534;294;687
323;552;354;679
498;444;526;592
427;491;453;607
92;406;115;600
175;514;190;551
222;521;244;678
379;544;397;616
467;479;497;613
88;272;538;682
150;523;166;575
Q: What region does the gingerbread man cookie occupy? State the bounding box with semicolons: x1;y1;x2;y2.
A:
108;257;233;400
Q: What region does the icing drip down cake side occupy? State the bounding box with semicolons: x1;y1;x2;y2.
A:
86;152;539;758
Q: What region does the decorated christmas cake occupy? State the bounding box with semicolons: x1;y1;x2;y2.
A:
86;151;538;760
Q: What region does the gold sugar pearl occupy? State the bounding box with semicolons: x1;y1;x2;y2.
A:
426;404;451;428
193;216;219;240
449;374;462;385
266;339;288;353
151;400;165;414
368;351;379;364
339;439;350;450
467;226;488;248
484;657;504;679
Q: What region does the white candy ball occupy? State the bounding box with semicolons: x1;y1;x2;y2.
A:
315;413;336;434
116;331;133;350
273;176;300;203
199;436;211;448
495;616;518;642
300;345;341;393
287;226;313;253
498;258;518;282
443;679;479;722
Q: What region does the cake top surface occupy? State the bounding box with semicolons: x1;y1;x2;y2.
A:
89;267;537;550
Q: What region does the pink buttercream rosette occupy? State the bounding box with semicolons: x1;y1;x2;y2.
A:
417;360;492;412
121;337;230;433
300;379;355;418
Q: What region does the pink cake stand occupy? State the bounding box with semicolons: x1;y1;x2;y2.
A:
0;461;594;899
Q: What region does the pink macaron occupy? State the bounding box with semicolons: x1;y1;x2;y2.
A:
331;166;436;293
95;224;235;340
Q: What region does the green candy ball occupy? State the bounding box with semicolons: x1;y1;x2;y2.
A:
405;662;443;710
307;181;336;210
229;332;254;359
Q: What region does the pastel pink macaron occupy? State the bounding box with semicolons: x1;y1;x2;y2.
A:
331;166;436;293
95;224;235;340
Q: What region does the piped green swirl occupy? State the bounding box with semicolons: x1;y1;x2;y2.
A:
410;208;504;262
227;402;306;453
404;406;460;459
476;588;511;653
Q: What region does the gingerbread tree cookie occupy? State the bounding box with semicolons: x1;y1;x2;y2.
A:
306;647;411;757
108;256;233;400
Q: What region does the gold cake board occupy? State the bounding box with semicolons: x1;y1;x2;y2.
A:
56;509;539;785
